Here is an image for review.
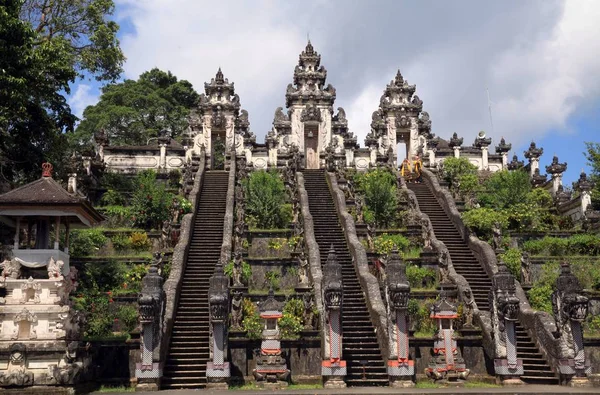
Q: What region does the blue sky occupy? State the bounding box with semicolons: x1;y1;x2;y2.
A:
68;0;600;186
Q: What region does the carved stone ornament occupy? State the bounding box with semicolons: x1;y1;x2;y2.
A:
1;258;21;279
138;263;163;325
524;141;543;160
20;277;42;304
575;171;593;193
545;155;567;176
209;263;230;324
531;168;548;187
300;104;322;123
495;137;512;154
0;344;33;387
322;245;343;310
47;257;64;279
507;154;524;171
386;249;410;311
449;132;463;148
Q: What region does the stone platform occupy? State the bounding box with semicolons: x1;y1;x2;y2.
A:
95;384;600;395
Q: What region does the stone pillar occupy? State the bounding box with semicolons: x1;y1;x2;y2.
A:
490;262;523;384
385;250;414;387
321;246;346;388
524;141;543;179
552;262;591;386
546;156;567;196
14;217;20;250
94;129;108;161
495;137;512;170
482;146;489;170
449;133;463;159
158;130;170;169
207;263;230;388
135;259;165;391
453;146;460;158
266;131;278;168
425;291;469;382
473;133;492;171
576;172;594;218
67;174;77;195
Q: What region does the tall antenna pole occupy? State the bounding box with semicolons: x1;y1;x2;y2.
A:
487;87;495;135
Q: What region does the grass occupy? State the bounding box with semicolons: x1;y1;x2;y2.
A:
230;383;262;390
415;381;441;388
402;247;423;259
95;385;135;393
230;383;322;391
413;331;436;338
288;383;323;389
464;381;501;388
248;288;295;296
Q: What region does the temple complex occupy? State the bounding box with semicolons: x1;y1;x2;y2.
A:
1;42;599;392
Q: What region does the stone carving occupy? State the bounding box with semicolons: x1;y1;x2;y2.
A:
551;262;591;379
207;263;231;382
437;250;451;285
385;249;414;385
420;217;433;251
300;104;322;123
355;195;365;224
492;222;502;251
230;291;243;330
1;258;21;279
507;155;524;171
520;252;531;285
50;341;82;385
297;251;309;288
462;287;475;328
13;308;37;340
232;249;245;287
274;107;288;124
136;261;164;381
489;262;522;379
20;277;41;304
302;292;316;330
0;344;34;387
366;222;376;252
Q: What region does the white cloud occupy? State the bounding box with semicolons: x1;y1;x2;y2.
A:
68;84;98;119
111;0;600;152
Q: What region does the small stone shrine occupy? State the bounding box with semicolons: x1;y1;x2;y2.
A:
425;291;469;382
552;262;591;386
489;262;523;383
252;288;290;387
0;163;103;388
385;249;414;387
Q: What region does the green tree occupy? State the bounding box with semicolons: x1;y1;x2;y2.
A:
131;170;174;229
584;142;600;209
355;169;398;228
245;170;291;229
441;157;477;192
0;0;124;186
0;0;76;186
477;170;531;209
71;69;199;149
20;0;125;82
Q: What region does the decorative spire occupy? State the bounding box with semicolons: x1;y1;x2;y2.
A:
473;131;492;148
495;137;512;154
575;171;593;193
507;154;524;171
545;155;567;176
42;162;53;178
531;168;548;187
524;141;543;160
449;132;463;148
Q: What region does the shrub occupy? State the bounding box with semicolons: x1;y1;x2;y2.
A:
131;170;175;229
441;157;477;191
265;270;281;290
527;261;560;313
408;298;436;336
373;233;410;255
101;205;134;228
74;292;113;338
242;298;262;339
111;234;132;252
245;170;289;229
522;236;600;257
122;264;149;292
129;232;152;252
477;170;531;209
462;208;508;240
406;265;436;289
567;234;600;255
168;169;182;188
499;248;523;278
101;173;134;191
100;189;127;206
224;259;252;284
78;260;125;292
116;304;139;333
354;169;398;228
279;298;304;339
70;228;108;257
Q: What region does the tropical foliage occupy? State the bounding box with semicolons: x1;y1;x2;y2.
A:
245;170;291;229
354;169;398;227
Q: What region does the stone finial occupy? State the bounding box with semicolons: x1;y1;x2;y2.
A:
323;245;343;310
449;132;463;148
495;137;512;154
208;262;230;323
417;111;433;138
473;131;492;148
386;249;410;311
507;154;524;170
575;171;593;192
545;155;567;175
524;141;543;160
531;168;547;187
41;162;53;178
215;67;224;83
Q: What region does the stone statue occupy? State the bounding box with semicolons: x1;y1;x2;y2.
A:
297;251;309;287
492;222;502;251
232;249;244;287
520;252;531;285
47;257;64;279
160;220;171;249
462;287;475;328
355;195;365;224
386;146;395;168
366;222;376;252
438;250;451;284
302;292;316;330
420;217;433;251
171;197;181;224
230;291;243;330
1;258;21;280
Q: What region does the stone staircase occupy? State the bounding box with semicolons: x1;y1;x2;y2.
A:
162;171;229;389
303;170;388;387
407;181;559;385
